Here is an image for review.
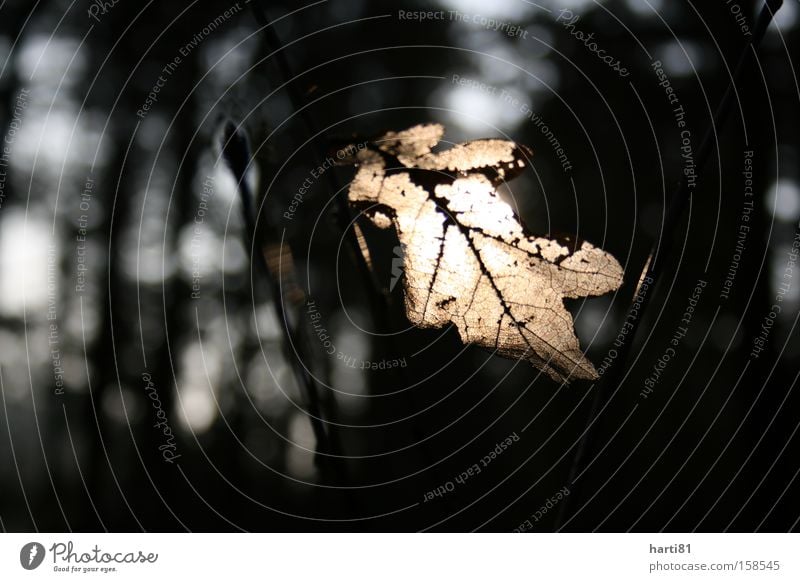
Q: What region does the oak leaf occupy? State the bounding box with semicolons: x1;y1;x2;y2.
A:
340;124;623;382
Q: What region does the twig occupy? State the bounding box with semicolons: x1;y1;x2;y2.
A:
249;0;389;328
555;0;783;529
247;4;468;521
220;122;345;480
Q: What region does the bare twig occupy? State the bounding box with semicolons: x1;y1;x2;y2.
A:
246;3;466;520
248;1;389;327
220;122;346;482
556;0;783;529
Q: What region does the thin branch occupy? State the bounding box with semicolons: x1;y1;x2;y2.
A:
247;4;466;519
556;0;783;529
220;122;345;482
249;1;389;328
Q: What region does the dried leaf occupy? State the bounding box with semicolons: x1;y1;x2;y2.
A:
342;124;623;382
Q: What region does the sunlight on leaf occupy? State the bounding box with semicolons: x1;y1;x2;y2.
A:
341;124;623;382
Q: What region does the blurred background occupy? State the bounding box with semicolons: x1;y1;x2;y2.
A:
0;0;799;532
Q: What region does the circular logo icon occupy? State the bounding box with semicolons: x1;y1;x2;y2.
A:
20;542;45;570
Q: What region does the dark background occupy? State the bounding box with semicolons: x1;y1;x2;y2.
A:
0;0;799;532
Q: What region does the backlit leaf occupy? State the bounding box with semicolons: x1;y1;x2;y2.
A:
340;124;623;382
